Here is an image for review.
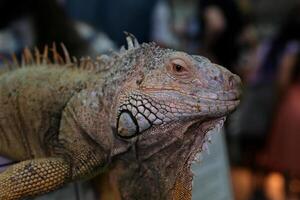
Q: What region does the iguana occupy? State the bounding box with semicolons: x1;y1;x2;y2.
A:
0;34;241;200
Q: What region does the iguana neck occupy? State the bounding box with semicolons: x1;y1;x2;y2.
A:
97;119;209;200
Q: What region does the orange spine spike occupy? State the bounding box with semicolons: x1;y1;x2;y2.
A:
11;53;19;68
24;47;34;65
60;43;71;64
51;43;64;64
34;47;41;65
52;43;58;64
42;45;49;65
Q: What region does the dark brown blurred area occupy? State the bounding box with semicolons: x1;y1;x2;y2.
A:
0;0;88;58
0;0;300;199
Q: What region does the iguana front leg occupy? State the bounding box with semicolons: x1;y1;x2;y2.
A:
0;157;70;200
57;89;112;180
0;89;112;200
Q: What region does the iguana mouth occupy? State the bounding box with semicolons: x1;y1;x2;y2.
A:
138;89;240;118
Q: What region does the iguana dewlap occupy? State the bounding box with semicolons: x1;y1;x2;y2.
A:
0;34;241;200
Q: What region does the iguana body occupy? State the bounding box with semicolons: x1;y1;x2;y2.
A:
0;35;241;200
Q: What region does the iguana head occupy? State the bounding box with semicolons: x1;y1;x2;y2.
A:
104;34;241;199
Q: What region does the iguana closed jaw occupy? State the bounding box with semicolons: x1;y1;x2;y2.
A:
138;89;240;118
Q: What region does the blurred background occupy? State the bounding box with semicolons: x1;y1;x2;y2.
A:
0;0;300;199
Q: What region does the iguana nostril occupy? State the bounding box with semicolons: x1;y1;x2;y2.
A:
229;76;234;88
228;75;240;89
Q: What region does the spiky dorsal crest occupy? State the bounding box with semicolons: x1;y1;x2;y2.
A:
125;31;140;49
119;32;141;54
4;43;112;73
3;34;160;73
7;43;73;69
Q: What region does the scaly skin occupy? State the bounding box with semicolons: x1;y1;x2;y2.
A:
0;35;241;200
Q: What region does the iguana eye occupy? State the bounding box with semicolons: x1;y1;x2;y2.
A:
174;64;184;72
172;59;187;72
168;58;191;78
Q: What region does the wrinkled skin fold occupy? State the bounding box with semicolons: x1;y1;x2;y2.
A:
98;117;228;200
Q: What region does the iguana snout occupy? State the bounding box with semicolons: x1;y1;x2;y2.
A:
192;55;241;92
